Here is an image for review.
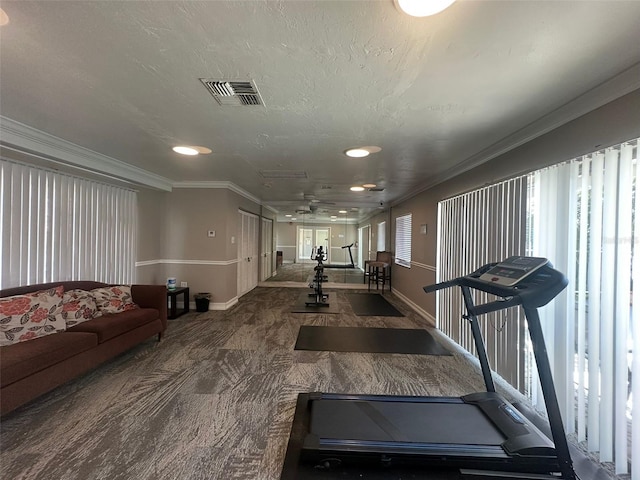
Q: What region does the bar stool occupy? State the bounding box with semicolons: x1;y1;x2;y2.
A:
367;261;390;293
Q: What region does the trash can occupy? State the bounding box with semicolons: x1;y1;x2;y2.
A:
194;293;211;312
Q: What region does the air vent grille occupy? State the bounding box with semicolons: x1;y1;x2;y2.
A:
368;187;385;192
259;170;308;179
200;79;264;106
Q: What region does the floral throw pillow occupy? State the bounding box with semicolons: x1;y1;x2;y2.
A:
0;286;67;346
62;289;102;327
91;286;139;315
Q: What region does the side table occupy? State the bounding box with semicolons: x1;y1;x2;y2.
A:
167;287;189;319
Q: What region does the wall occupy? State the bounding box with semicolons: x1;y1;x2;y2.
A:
391;88;640;320
136;187;271;309
135;188;167;285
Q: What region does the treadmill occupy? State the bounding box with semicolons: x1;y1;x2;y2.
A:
298;257;578;479
321;243;355;269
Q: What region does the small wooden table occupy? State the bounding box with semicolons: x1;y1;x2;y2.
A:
367;261;389;293
167;287;189;319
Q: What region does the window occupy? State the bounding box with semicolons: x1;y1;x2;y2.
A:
437;137;639;476
437;177;527;389
0;160;137;288
377;221;386;251
394;214;412;268
527;138;638;476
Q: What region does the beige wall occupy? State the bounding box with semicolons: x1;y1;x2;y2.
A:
391;88;640;318
136;187;273;308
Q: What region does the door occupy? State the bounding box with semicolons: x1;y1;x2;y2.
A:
260;217;273;281
297;226;330;262
358;225;371;268
237;210;259;297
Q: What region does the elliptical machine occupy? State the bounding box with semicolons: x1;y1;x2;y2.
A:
306;245;330;307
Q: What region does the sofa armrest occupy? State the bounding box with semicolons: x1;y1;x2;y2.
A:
130;285;168;332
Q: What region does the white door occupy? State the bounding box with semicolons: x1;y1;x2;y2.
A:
358;225;371;268
260;217;273;281
238;210;259;297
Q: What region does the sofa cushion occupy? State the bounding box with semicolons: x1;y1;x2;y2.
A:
0;286;67;346
68;308;158;343
0;331;98;387
91;285;139;314
62;289;101;327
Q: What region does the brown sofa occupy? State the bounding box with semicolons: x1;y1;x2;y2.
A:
0;281;167;415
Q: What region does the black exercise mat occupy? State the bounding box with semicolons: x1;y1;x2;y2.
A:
294;325;451;355
291;292;340;314
346;293;404;317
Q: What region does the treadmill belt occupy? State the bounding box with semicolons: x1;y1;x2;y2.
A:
310;399;506;445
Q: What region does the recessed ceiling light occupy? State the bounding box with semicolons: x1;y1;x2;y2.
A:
362;183;377;188
394;0;456;17
172;145;212;156
331;219;337;222
350;186;365;192
173;146;199;156
330;215;337;219
339;210;348;214
285;214;292;217
310;199;320;203
345;148;370;158
0;8;9;26
291;218;297;221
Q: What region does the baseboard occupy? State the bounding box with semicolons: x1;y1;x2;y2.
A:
392;289;436;327
177;297;239;312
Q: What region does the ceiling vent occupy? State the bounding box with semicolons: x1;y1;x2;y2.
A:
200;79;264;106
368;187;385;192
259;170;308;179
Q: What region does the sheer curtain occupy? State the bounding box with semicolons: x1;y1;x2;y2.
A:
528;138;638;476
0;160;137;289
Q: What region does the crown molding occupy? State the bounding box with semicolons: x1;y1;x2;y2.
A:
0;116;174;191
393;62;640;207
172;180;263;205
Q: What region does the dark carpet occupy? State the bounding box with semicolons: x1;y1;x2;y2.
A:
294;325;452;355
347;293;404;317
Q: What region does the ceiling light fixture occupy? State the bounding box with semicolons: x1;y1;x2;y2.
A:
362;183;377;188
394;0;456;17
350;186;365;192
331;219;337;222
172;145;212;156
345;145;382;158
339;210;348;214
345;148;370;158
0;8;9;26
285;214;292;218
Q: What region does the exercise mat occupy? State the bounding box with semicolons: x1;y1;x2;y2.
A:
294;325;451;355
291;292;340;314
346;293;404;317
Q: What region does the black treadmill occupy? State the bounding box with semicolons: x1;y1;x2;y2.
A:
322;243;355;269
298;257;578;479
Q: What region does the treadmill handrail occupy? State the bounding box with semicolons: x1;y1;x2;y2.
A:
423;263;568;311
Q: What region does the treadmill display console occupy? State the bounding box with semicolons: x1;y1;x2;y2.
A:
478;256;548;286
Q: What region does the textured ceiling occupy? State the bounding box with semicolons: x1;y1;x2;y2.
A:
1;0;640;221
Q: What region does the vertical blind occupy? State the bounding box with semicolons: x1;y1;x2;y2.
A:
528;138;638;476
437;177;527;389
0;160;137;288
395;214;412;268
